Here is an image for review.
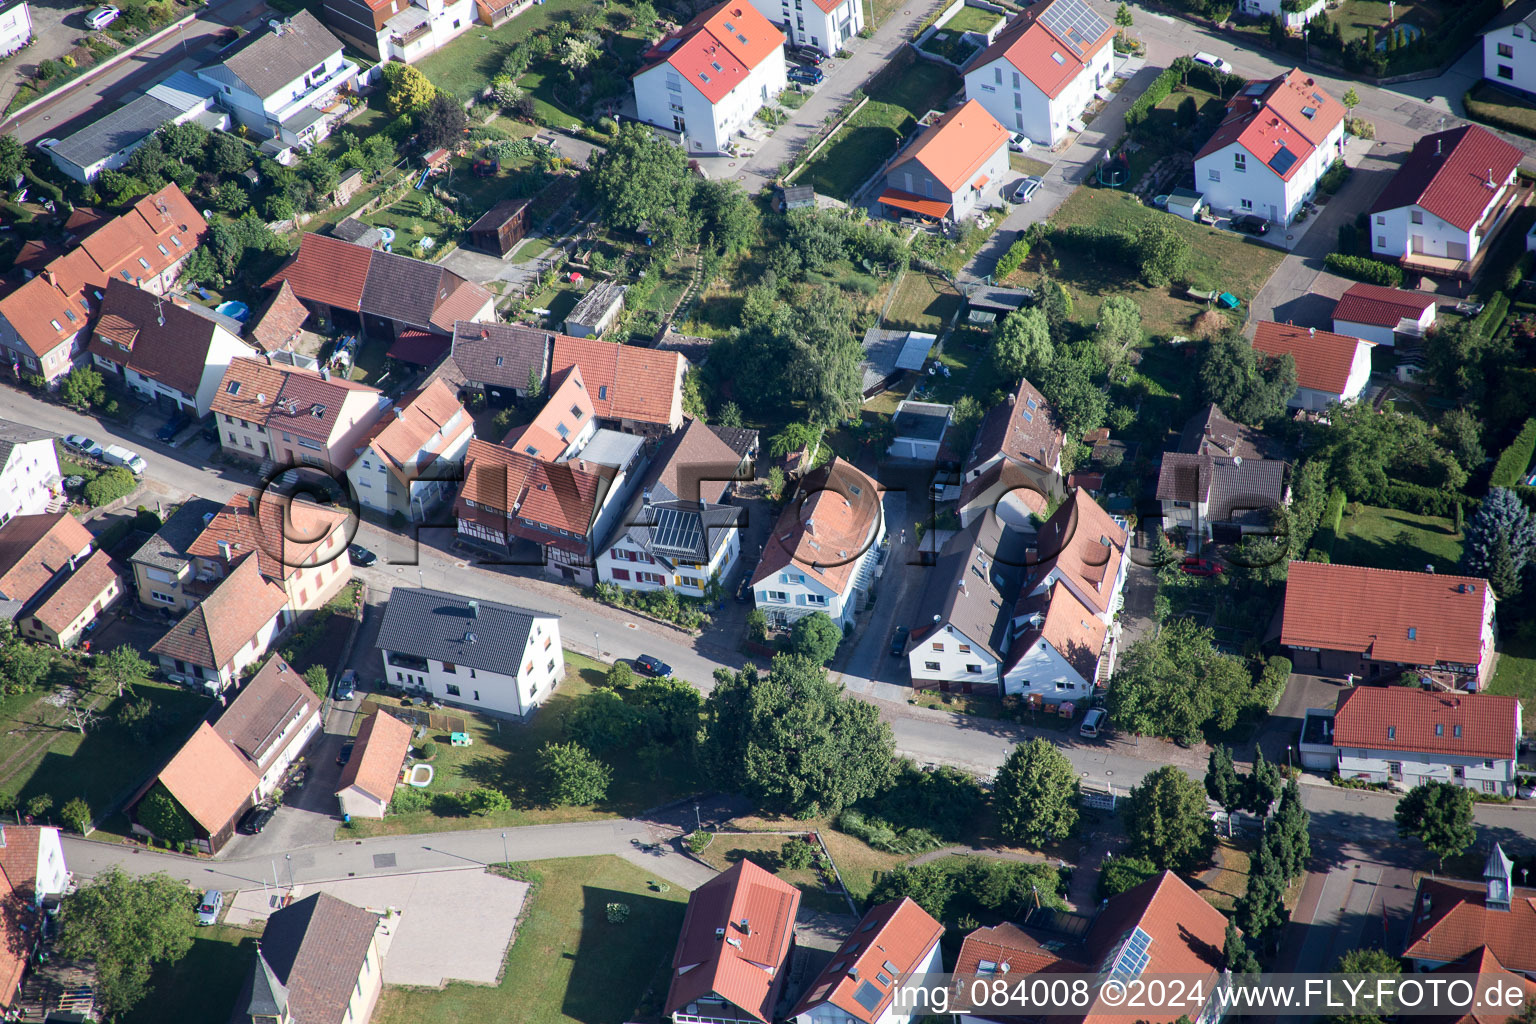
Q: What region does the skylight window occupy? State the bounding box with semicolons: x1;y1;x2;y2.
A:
1108;927;1153;979
724;20;735;29
711;61;723;71
64;310;76;322
227;381;242;395
1051;51;1064;63
1026;397;1037;409
699;71;710;82
1023;411;1033;422
1454;724;1462;738
495;356;504;366
525;446;539;456
121;270;133;281
737;33;747;42
171;235;182;247
158;244;169;256
49;319;61;331
1435;723;1444;736
138;257;151;269
1301;106;1317;119
1388;726;1396;740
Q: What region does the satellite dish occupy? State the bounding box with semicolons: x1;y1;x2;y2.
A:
202;209;214;219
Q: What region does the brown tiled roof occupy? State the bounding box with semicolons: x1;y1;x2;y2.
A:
1424;947;1536;1024
212;655;317;771
451;321;552;390
209;357;289;424
458;439;605;538
1331;283;1437;329
752;458;882;597
86;278;235;398
1025;489;1126;617
651;417;746;505
216;10;342;100
1155;451;1288;525
0;513;94;605
1369;125;1524;231
260;892;379;1024
551;335;685;428
790;898;942;1023
361;249;479;333
966;377;1064;476
31;549;118;635
337;709;412;802
154;722;260;834
1281;561;1492;667
665;859;800;1022
1333;687;1518;761
263;233;372;312
248;279;310;353
1176;404;1277;460
0;827;45;894
430;278;495;333
210;358;381;441
187;491;349;584
0;868;22;1006
1404;878;1536;974
1009;582;1107;680
355;379;471;484
150;554;288;670
1252;321;1370;396
954;921;1084;977
957;457;1051;517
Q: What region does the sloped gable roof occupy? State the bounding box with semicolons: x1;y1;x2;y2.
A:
639;2;786;106
451;320;552;390
1251;321;1369;396
966;377;1064;475
1025;489;1126;616
551;335;685;428
248;279;310;353
972;0;1113;100
260;892;379;1024
336;710;412;802
356;379;470;484
212;655;317;771
30;549;119;635
149;554;288;669
888;100;1009;195
1369;124;1523;231
751;458;882;597
187;490;350;584
0;513;93;605
1333;686;1518;761
1197;69;1343;182
87;278;231;398
154;722;260;834
790;898;943;1023
1404;879;1536;975
216;10;344;100
1331;283;1437;329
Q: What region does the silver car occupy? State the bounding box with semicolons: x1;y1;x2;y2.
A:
1013;176;1044;203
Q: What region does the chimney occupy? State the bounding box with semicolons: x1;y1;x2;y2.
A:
1308;327;1315;337
468;599;478;618
739;917;751;935
217;539;232;561
320;366;330;380
1436;138;1442;157
394;407;404;419
1488;168;1496;188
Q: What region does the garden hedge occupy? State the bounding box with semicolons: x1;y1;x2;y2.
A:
1308;487;1347;561
1323;253;1404;287
1125;66;1181;132
1490;418;1536;488
1369;481;1477;519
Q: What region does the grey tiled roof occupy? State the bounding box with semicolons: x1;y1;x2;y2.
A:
217;10;344;101
49;94;181;173
451;321;551;390
256;893;376;1024
909;515;1022;661
376;587;556;675
129;498;223;574
1156;451;1288;524
0;419;54;469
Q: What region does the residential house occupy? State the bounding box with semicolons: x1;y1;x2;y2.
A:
1368;124;1526;278
1404;844;1536;979
465;198;532;257
1418;946;1536;1024
376;587;563;718
788;898;943;1024
129;498;222;611
859;328;934;397
87;278;251;416
0;184;207;386
0;0;30;57
564;282;627;338
1282;560;1497;688
450;320;553;406
888;401;953;462
0;513;122;648
709;424;760;479
552;334;687;436
1330;282;1438;347
1331;686;1521;795
335;709;413;818
1195;68;1345;226
1156;404;1288;544
455;435;645;584
211;357;388;473
183;490;353;614
1251;321;1373;410
1021;487;1128;626
1004;571;1110;700
247;279;311;356
906;514;1022;692
194;10;359;146
962;0;1113;148
323;0;474;63
752;457;884;629
956;378;1064;527
597;417;752;598
952;871;1231;1024
149;553;292;693
262;233;495;342
632;1;788;156
502;366;598;463
0;824;70;1015
879;100;1011;224
0;419;61;525
664;859;801;1024
1482;0;1536;95
346;379;473;522
1237;0;1323;26
746;0;860;53
234;893;385;1024
42;72;225;184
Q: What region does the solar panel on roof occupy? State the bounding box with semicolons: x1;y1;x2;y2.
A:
1268;145;1298;175
1109;927;1154;979
853;982;884;1013
1038;0;1109;57
653;506;704;555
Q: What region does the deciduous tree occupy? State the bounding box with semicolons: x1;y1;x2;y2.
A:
993;307;1054;380
993;738;1080;846
418;93;468;149
1329;948;1400;1024
538;742;612;805
789;612;841;665
381;60;435;115
92;645;151;698
1198;334;1297;425
1133;219;1191;287
58;867;195;1017
1395;780;1475;869
586;121;696;231
1124;766;1214;871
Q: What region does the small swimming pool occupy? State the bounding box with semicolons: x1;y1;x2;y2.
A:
406;764;434;788
215;300;250;322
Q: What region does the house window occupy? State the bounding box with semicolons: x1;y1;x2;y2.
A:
1483;780;1496;793
443;662;456;673
1239;199;1253;210
1233;152;1246;172
1410;210;1423;224
1011;71;1019;88
1484;759;1495;769
1499;64;1514;79
767;590;788;602
1376;236;1386;248
1498;42;1514;56
611;568;631;581
924;661;940;671
966;664;983;673
931;643;944;652
1208;169;1220;182
1452;765;1465;780
994;67;1002;84
806;594;827;605
571;405;584;419
958;644;971;654
446;683;461;696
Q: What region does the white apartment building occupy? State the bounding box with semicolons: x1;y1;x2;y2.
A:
746;0;861;54
0;420;61;527
0;0;32;59
1481;0;1536;94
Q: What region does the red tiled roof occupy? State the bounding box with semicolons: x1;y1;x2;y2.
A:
1197;69;1343;182
263;233;373;311
1251;321;1370;396
1426;947;1536;1024
153;722;260;834
790;898;943;1022
1333;687;1518;761
1369;124;1524;231
249;279;310;353
187;490;350;584
971;0;1114;100
504;366;593;461
966;376;1064;476
665;859;800;1023
1009;582;1107;680
1404;879;1536;974
1281;561;1492;668
752;457;883;597
878;188;952;220
0;513;93;605
889;100;1009;195
209;357;382;442
1025;489;1126;617
86;278;234;399
149;554;288;670
1331;283;1438;329
457;438;605;538
955;921;1082;977
355;379;471;484
550;335;684;428
336;709;412;802
31;548;119;635
640;2;785;106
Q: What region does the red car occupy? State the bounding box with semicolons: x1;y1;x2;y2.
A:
1180;557;1224;577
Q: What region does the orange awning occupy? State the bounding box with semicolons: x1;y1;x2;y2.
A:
972;174;989;189
878;188;951;220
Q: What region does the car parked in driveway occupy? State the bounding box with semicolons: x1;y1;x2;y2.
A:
1180;556;1224;577
337;741;355;766
335;669;356;701
87;5;120;28
196;890;224;925
62;435;103;458
1230;213;1270;236
635;655;672;677
889;626;909;657
1008;131;1031;152
788;46;825;65
236;805;274;835
1452;300;1485;316
1080;708;1106;738
787;64;823;86
1012;176;1043;204
156;412;188;443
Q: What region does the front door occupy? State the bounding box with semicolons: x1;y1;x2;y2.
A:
1411;234;1425;253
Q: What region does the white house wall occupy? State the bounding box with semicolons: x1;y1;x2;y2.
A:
33;827;68;897
1335;747;1516;795
967;61;1052;145
1331;319;1397;347
1198;119;1342;225
634;50;788;155
793;941;943;1024
381;617;562;718
0;436;60;525
0;1;31;56
598;531;739;597
907;624;1001;688
254;709;322;798
749;0;861;53
1484;22;1536;93
1002;637;1094;699
1370;178;1510;262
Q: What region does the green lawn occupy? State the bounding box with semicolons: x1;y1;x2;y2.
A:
1466;81;1536;140
342;653;702;837
1332;504;1464;574
883;272;962;333
373;857;688;1024
943;4;1003;32
1488;632;1536;728
121;924;256;1024
1331;0;1475;73
697;832;850;914
798;61;961;201
917;29;980;65
511;235;549;261
1018;187;1285;336
1009;153;1052;176
362;192;461;260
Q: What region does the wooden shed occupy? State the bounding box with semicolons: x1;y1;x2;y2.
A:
466;198;533;257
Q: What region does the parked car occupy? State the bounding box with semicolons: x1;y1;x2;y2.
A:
787;64;824;86
1231;213;1270;236
196;890;224;925
734;575;752;603
335;669;357;701
1008;131;1032;152
236;804;274;835
201;420;220;443
889;626;910;658
337;741;355;766
635;655;672;677
86;5;119;28
62;434;103;458
156;412;188;443
101;444;147;474
1080;708;1106;738
1192;51;1232;73
1180;556;1224;577
1453;300;1485;316
788;46;826;65
348;544;377;567
1013;176;1044;204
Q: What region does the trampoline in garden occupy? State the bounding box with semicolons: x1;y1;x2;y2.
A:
1098;157;1128;187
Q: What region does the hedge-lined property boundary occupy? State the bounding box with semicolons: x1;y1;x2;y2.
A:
1490;418;1536;488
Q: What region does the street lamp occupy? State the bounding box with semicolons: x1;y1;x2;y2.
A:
501;832;509;866
285;853;294;891
594;631;600;658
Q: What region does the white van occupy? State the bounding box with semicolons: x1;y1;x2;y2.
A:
101;444;147;475
1080;708;1106;738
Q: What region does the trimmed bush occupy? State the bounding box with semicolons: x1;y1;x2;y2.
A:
781;836;816;869
994;238;1031;279
1308;487;1347;561
1472;291;1511;339
1323;253;1404;287
83;467;136;507
1125;67;1181;133
1372;481;1477;519
1490;418;1536;488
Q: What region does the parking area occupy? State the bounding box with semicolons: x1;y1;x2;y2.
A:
222;865;530;987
